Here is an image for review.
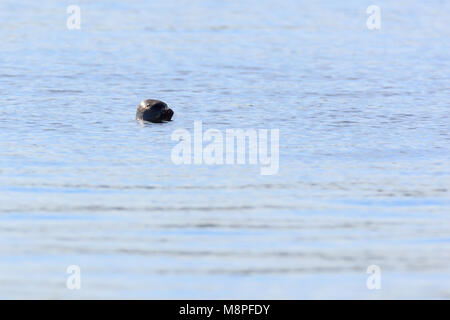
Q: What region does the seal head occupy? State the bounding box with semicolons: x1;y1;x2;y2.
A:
136;99;174;123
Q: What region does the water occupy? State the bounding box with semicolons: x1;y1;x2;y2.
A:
0;0;449;299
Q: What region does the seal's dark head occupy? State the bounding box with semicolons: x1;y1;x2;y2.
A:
136;99;174;123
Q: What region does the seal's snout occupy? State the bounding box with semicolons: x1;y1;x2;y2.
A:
162;108;174;121
136;99;174;123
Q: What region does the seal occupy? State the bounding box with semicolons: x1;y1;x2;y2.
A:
136;99;174;123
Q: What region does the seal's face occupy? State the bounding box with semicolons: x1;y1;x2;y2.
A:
136;99;174;123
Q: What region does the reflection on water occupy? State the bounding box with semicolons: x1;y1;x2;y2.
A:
0;0;449;298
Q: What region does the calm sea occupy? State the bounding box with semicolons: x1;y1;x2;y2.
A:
0;0;449;298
